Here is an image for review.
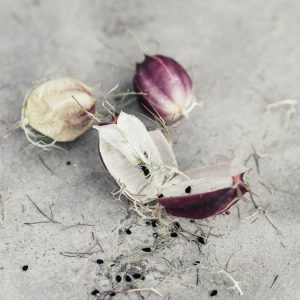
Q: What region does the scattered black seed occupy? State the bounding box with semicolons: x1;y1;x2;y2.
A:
139;164;150;177
110;292;116;297
22;265;28;271
158;194;164;198
125;275;132;282
141;276;145;280
193;260;200;265
110;264;115;267
170;232;178;238
91;289;99;296
142;247;151;252
66;161;71;165
197;236;206;245
115;275;122;282
190;219;195;223
145;221;151;226
225;211;230;215
132;273;141;279
153;232;158;238
125;228;132;235
173;221;180;230
151;220;158;227
96;259;104;265
210;290;218;297
185;186;192;193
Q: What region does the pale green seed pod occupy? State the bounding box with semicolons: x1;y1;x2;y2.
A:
22;77;96;144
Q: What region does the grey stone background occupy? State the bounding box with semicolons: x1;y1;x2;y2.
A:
0;0;299;299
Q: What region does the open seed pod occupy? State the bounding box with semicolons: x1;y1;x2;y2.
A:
94;112;248;219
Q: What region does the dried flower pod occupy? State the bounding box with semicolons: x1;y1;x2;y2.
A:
94;112;248;219
157;166;247;219
22;77;96;144
94;112;178;204
133;55;195;122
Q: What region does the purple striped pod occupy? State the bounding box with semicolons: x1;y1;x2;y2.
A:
157;173;247;219
134;55;195;122
94;112;248;220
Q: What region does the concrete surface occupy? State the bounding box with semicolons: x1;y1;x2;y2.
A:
0;0;299;299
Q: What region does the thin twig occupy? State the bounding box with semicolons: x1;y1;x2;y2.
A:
26;195;60;224
270;274;279;289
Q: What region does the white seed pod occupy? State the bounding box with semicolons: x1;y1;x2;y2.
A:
21;77;96;147
94;112;248;219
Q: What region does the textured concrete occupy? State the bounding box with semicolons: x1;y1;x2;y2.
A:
0;0;299;299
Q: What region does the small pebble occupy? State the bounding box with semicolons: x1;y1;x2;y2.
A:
96;259;104;264
91;289;99;296
210;290;218;297
22;265;28;271
125;275;132;282
141;276;145;280
142;247;151;252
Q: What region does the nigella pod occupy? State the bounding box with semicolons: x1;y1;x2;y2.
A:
21;77;96;144
157;170;247;219
133;55;195;122
94;112;248;220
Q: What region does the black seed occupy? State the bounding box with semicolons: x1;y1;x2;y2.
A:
110;264;115;267
210;290;218;297
170;232;178;238
132;273;141;279
66;161;71;165
158;194;164;198
125;275;132;282
190;219;195;223
139;164;150;177
193;260;200;265
151;220;158;227
142;247;151;252
185;186;192;193
145;221;151;226
173;221;180;230
225;211;230;215
153;232;158;238
125;228;132;235
115;275;122;282
96;259;104;264
141;276;145;280
22;265;28;271
110;292;116;297
197;236;206;245
91;289;99;296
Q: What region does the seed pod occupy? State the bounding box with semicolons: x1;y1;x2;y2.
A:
22;77;96;143
94;112;248;219
133;55;195;122
94;112;178;204
157;164;247;219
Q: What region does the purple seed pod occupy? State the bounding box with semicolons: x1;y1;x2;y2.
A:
158;174;247;219
134;55;195;122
